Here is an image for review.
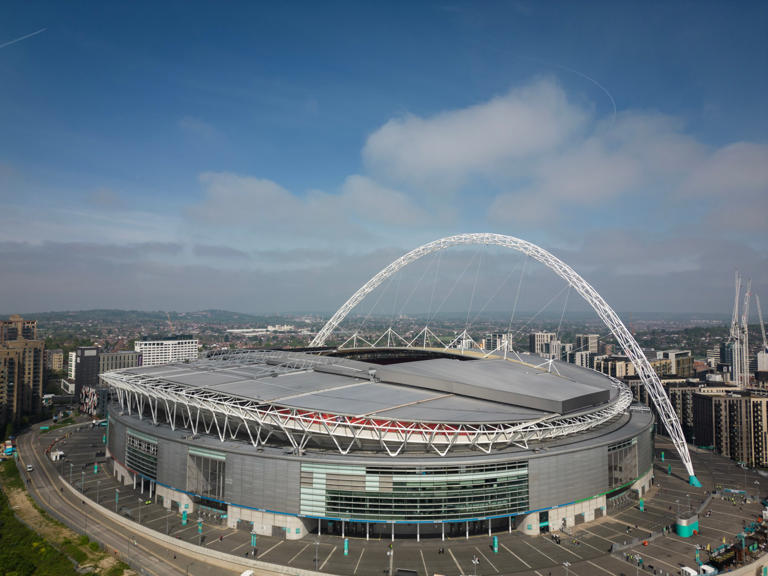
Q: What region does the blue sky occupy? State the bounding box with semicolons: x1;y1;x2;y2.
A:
1;1;766;314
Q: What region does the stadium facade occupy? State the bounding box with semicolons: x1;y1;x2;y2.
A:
102;348;654;540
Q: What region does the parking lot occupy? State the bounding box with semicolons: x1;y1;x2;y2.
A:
41;426;768;575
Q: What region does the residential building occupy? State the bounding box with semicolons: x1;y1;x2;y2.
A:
134;336;199;367
573;350;594;369
593;354;673;380
0;315;44;427
45;349;64;371
528;332;555;356
656;350;694;378
67;351;77;380
0;315;37;342
483;333;508;352
575;334;599;355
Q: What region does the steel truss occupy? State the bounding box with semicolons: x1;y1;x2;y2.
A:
101;358;633;458
310;233;699;483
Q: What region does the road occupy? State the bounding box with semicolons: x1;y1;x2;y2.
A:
16;421;235;576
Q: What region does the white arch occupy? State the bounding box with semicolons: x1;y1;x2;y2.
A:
311;233;700;485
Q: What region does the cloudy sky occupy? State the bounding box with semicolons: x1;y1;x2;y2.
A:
1;2;766;315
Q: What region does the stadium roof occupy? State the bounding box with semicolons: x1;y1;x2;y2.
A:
121;350;615;424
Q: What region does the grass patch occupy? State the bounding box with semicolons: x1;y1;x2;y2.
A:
0;489;84;576
0;459;24;490
103;562;128;576
88;541;100;552
40;417;75;434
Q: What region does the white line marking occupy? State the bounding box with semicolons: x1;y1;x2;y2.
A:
289;543;310;564
419;549;428;576
448;548;464;574
354;548;365;574
320;545;336;570
474;546;499;573
500;542;531;568
258;539;283;558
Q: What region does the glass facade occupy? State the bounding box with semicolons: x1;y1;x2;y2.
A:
300;461;528;521
125;430;158;479
607;438;637;488
187;447;226;502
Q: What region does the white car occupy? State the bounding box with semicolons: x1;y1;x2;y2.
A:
26;464;33;472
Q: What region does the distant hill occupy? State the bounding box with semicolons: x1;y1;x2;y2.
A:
13;309;291;326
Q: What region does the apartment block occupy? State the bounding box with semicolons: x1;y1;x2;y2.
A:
134;336;199;367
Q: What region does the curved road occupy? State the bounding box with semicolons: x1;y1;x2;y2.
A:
16;422;234;576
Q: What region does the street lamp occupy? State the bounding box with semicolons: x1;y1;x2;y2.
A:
563;561;571;576
81;470;85;493
69;462;73;485
138;497;142;524
115;488;119;513
472;554;480;576
315;538;320;570
754;479;760;501
96;480;101;505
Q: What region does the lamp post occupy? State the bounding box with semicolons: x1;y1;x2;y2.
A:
754;479;760;501
563;561;571;576
96;480;101;505
69;462;73;485
138;497;142;524
473;554;480;576
315;538;320;570
81;470;85;493
115;488;119;513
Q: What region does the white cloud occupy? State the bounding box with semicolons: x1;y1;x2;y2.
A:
362;78;587;189
682;142;768;196
189;172;433;244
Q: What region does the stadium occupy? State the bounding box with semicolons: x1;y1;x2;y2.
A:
101;234;689;541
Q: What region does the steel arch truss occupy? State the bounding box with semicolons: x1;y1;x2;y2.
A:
101;370;632;457
310;233;698;482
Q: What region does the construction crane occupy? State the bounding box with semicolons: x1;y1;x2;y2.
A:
757;295;768;351
730;272;742;387
740;279;751;388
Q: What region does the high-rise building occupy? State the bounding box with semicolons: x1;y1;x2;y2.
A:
67;351;77;380
0;315;37;342
709;391;768;468
134;336;199;367
573;350;594;369
575;334;599;355
0;315;44;428
483;333;508;352
544;340;572;361
45;349;64;371
528;332;555;356
656;350;694;378
74;346;100;401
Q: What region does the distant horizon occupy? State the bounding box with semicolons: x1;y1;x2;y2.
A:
1;307;736;323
